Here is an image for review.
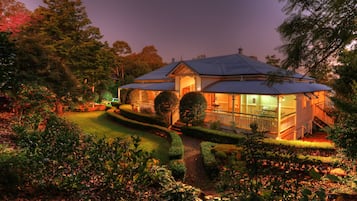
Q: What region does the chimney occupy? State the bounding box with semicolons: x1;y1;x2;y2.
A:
238;48;243;54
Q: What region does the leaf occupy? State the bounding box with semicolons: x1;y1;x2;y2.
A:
325;174;340;182
309;168;322;180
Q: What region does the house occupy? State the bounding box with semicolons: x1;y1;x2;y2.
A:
119;54;333;140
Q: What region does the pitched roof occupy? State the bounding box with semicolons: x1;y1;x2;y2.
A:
135;54;311;81
120;82;175;91
203;80;331;95
135;62;178;81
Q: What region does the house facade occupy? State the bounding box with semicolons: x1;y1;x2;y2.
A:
119;54;333;140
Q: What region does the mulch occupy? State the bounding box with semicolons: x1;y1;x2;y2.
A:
180;134;218;196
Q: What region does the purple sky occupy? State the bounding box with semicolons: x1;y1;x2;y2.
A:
18;0;287;63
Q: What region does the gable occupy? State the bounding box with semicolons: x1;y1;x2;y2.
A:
167;62;198;77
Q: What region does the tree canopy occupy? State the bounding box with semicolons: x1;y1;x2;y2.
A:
1;0;165;109
278;0;357;74
5;0;114;102
0;0;31;33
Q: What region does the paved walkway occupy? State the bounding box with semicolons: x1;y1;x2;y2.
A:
180;134;216;194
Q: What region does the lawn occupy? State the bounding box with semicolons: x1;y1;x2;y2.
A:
63;111;170;163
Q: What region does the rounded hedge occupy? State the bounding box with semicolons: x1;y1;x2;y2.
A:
179;92;207;126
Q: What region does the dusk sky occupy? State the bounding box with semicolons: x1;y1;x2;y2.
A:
18;0;287;63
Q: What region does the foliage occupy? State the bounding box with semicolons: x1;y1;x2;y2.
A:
328;82;357;159
265;54;281;67
13;84;56;130
106;110;184;161
0;145;26;192
0;32;16;92
181;126;246;144
331;49;357;114
262;138;336;157
183;126;335;156
168;132;184;160
10;0;115;103
168;159;186;180
278;0;357;77
209;120;221;130
262;138;335;150
200;142;219;179
215;123;328;200
11;113;197;200
160;181;201;201
326;38;357;160
119;45;165;85
0;0;30;33
154;91;179;125
100;90;113;101
179;92;207;126
119;104;167;127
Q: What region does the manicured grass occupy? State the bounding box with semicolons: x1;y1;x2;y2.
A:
63;111;170;163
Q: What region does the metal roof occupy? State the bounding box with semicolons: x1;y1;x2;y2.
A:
119;82;175;91
203;80;331;95
135;62;178;81
136;54;311;81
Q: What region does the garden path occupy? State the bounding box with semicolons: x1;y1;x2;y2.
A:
180;134;217;195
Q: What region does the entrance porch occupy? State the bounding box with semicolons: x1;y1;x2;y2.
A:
205;110;296;139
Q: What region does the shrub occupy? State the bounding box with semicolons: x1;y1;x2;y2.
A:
111;101;120;108
262;138;336;156
168;159;186;180
214;150;228;160
100;90;113;101
179;92;207;126
181;126;246;144
13;114;193;200
200;142;219;178
154;91;179;125
168;132;184;160
209;120;221;130
119;104;167;127
140;106;154;114
160;182;201;201
106;110;184;161
0;146;26;192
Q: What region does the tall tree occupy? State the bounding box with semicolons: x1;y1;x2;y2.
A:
122;45;164;84
278;0;357;74
265;54;281;67
0;0;31;33
0;32;16;92
332;48;357;108
13;0;113;101
112;40;132;84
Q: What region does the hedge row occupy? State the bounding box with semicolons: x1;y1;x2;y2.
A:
200;142;219;179
106;110;185;179
262;138;336;157
182;126;335;156
168;159;186;180
201;142;339;180
181;126;246;145
119;104;167;127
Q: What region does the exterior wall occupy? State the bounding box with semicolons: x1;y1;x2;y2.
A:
201;77;220;89
295;94;313;139
123;63;330;140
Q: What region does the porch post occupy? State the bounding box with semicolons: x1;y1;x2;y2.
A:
232;94;235;123
277;95;282;139
117;88;121;103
